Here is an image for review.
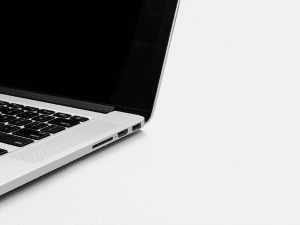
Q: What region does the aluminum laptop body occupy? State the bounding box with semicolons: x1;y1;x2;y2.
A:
0;0;180;196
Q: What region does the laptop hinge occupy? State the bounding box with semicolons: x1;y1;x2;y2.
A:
0;86;114;114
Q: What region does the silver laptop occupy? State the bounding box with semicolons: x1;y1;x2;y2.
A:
0;0;180;196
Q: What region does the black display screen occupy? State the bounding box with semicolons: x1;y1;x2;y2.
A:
0;0;178;117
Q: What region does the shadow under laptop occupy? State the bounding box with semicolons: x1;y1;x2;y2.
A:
0;130;147;206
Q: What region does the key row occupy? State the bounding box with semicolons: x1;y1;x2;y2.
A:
0;125;68;147
0;108;88;122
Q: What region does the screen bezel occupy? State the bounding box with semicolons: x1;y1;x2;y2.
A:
0;0;180;123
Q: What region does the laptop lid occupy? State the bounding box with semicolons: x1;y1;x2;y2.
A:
0;0;180;122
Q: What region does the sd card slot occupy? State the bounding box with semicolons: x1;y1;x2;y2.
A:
93;137;113;149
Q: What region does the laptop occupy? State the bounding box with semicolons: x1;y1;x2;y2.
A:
0;0;180;196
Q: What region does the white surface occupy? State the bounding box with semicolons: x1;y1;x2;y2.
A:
1;0;300;224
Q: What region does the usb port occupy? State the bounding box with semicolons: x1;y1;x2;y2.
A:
118;129;128;138
132;123;141;131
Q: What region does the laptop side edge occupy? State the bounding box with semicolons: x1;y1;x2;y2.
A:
145;0;181;124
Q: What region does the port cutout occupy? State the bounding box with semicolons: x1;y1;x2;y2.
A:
93;137;113;149
132;123;141;131
118;129;128;138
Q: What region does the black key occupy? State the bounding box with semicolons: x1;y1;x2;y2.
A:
0;106;9;111
9;118;33;126
69;116;89;122
47;118;79;127
0;115;17;123
0;132;34;147
25;122;48;130
0;108;24;115
8;103;24;108
13;128;50;140
0;101;9;106
53;113;71;118
32;115;55;122
37;109;55;115
11;110;25;115
0;125;21;133
41;125;65;134
24;122;39;129
17;112;39;119
0;148;8;155
0;123;5;127
23;106;39;111
0;107;12;113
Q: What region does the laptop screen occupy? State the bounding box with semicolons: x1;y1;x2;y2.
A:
0;0;178;115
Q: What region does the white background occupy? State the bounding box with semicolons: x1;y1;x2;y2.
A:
1;0;300;224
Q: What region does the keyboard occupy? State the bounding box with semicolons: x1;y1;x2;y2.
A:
0;100;90;156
